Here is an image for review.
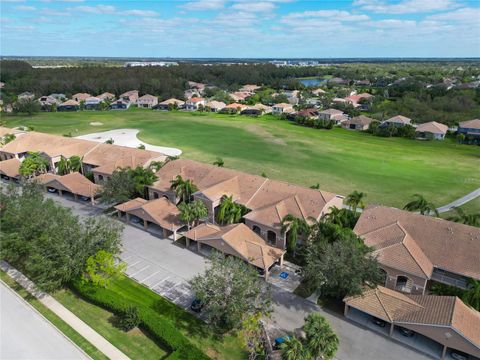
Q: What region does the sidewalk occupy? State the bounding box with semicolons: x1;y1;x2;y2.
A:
1;261;130;360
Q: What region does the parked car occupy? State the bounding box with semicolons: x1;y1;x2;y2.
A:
372;317;386;327
130;216;142;224
79;196;90;202
450;350;469;360
190;299;204;313
398;327;415;337
47;187;57;193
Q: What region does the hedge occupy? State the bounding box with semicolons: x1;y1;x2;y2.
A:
71;280;209;360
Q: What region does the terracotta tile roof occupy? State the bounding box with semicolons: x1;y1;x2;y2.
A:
354;206;480;280
205;101;226;109
345;115;374;126
120;90;139;98
345;286;480;349
151;159;340;229
116;197;182;230
0;126;26;137
416;121;448;135
188;97;204;103
159;98;185;106
225;103;247;110
97;92;115;100
297;108;319;118
239;84;261;92
386;115;412;124
0;158;21;178
273;103;292;109
459;119;480;130
60;99;80;107
41;172;101;197
72;93;91;101
184;223;285;270
320;108;343;115
138;94;157;101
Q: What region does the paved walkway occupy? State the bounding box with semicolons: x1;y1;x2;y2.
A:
1;261;130;360
1;282;89;360
436;187;480;213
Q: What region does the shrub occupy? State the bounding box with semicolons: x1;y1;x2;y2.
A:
117;306;140;331
71;279;209;359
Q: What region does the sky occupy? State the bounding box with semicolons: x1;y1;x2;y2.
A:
1;0;480;58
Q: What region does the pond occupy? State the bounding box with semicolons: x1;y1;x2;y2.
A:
298;78;326;87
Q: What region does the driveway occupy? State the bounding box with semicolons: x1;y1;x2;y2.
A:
46;194;430;360
0;282;89;360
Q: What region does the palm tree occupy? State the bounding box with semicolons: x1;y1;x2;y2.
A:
303;313;339;360
448;207;480;227
323;207;346;228
69;155;82;173
403;194;439;216
345;190;366;213
19;152;49;177
190;199;208;227
57;156;70;175
170;175;198;203
213;157;224;167
280;336;310;360
281;214;310;255
462;279;480;311
216;195;246;225
149;160;164;172
178;202;195;230
105;138;114;144
130;166;158;198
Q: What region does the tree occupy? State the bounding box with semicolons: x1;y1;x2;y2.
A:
216;195;248;225
303;313;339;360
178;199;208;229
57;155;82;175
213;157;224;167
447;207;480;227
117;306;141;331
190;252;271;333
345;191;366;213
403;194;439;216
323;207;358;230
462;279;480;311
148;160;164;172
280;336;310;360
310;183;320;189
82;250;126;287
0;183;123;291
19;152;49;177
304;238;382;298
281;215;310;255
13;98;40;115
98;166;157;204
170;175;198;203
241;312;266;360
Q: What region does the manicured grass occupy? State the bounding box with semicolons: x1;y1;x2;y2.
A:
440;197;480;219
0;271;108;360
3;109;479;211
105;275;247;360
53;286;171;360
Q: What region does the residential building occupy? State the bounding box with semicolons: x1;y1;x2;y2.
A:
297;108;319;119
272;103;294;115
72;93;91;102
223;103;247;113
239;84;261;94
153;98;185;110
205;101;226;112
458;119;480;138
109;99;130;110
147;159;343;249
240;103;272;116
97;92;115;102
119;90;139;104
318;108;347;124
0;157;21;181
137;94;158;108
344;286;480;360
185;97;205;111
415;121;448;140
38;96;60;111
49;93;66;101
187;81;206;93
381;115;412;128
57;99;80;112
312;88;326;96
342;115;374;131
354;206;480;295
84;97;102;110
344;93;374;108
230;92;250;102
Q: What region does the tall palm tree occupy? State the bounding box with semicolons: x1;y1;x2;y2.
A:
280;336;310;360
130;166;158;198
281;214;310;255
190;199;209;227
345;191;366;213
216;195;246;225
303;313;339;360
213;157;224;167
323;207;347;228
69;155;82;173
57;156;70;175
19;152;49;177
178;202;195;230
403;194;439;216
170;175;198;203
149;160;164;172
448;207;480;227
462;279;480;311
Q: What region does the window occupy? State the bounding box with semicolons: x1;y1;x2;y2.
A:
267;231;276;246
252;225;261;236
153;192;159;199
98;174;104;181
395;276;413;293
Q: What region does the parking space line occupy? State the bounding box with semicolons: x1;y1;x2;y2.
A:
138;270;162;283
151;276;172;289
127;260;142;268
130;265;150;278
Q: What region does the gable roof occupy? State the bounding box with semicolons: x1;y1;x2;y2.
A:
205;101;226;109
415;121;448;135
273;103;292;109
354;206;480;280
386;115;412;124
159;98;185;106
345;115;374;126
184;223;285;270
72;93;91;100
42;172;101;197
138;94;157;101
97;92;115;100
60;99;79;107
0;158;21;178
320;108;343;115
459;119;480;130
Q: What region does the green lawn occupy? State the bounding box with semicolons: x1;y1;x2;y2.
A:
0;271;108;360
2;109;479;212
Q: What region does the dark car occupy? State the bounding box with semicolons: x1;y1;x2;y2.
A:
79;196;90;202
372;317;386;327
190;299;204;313
398;327;415;337
130;216;142;224
450;350;469;360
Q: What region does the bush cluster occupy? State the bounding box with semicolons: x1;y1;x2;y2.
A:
294;116;335;129
71;280;209;360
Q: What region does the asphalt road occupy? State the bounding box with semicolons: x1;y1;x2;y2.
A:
45;194;430;360
0;282;88;360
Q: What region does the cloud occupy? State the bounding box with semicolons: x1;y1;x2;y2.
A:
426;7;480;22
123;10;159;17
368;19;416;28
283;10;369;21
180;0;225;11
40;8;71;16
353;0;459;14
72;5;116;14
15;5;35;11
231;2;276;12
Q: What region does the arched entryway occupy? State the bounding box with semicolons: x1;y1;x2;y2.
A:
267;230;277;246
252;225;261;236
395;275;413;293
